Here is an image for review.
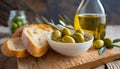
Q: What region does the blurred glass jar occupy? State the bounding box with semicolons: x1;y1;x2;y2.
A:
8;10;28;35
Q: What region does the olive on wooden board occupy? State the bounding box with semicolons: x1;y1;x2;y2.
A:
93;39;104;49
104;38;113;47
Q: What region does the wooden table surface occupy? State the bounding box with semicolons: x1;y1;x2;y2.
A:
0;25;120;69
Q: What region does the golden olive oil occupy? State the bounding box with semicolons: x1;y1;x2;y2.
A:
74;14;107;39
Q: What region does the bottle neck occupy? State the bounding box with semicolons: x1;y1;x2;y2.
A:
77;0;105;14
82;0;100;2
81;0;101;8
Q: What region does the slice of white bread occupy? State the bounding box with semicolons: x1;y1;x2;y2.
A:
12;24;54;38
1;37;29;58
22;25;53;57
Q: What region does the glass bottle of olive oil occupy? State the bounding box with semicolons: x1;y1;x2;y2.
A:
74;0;107;39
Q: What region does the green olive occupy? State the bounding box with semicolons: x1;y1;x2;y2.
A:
17;21;23;27
12;16;19;22
52;37;61;42
104;38;113;46
52;30;62;41
72;33;84;43
62;28;71;36
12;23;18;29
14;16;19;20
93;39;104;49
84;36;89;41
76;29;84;35
62;36;75;43
20;19;27;25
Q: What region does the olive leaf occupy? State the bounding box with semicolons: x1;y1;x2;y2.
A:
41;16;50;24
63;15;73;26
59;20;66;26
58;14;66;24
113;38;120;43
112;45;120;48
48;23;58;29
98;46;106;55
56;24;65;30
106;45;113;49
35;17;43;24
65;26;74;30
100;31;106;40
41;16;58;29
50;19;55;25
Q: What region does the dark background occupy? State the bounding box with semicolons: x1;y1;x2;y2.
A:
0;0;120;26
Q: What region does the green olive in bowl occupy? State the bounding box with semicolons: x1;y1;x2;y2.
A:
51;30;62;41
72;33;84;43
47;32;94;56
75;29;84;35
62;28;71;36
61;36;75;43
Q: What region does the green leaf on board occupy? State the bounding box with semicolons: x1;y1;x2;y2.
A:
98;46;106;55
106;45;113;49
113;38;120;43
112;45;120;48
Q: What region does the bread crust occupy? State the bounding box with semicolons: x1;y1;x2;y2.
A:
1;39;14;56
1;37;29;58
22;25;53;57
26;36;48;57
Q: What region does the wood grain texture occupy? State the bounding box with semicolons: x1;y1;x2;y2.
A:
17;25;120;69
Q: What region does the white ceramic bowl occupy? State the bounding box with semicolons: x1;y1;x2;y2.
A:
47;32;94;57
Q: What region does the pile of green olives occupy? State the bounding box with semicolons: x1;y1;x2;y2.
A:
93;38;113;49
51;28;89;43
10;16;28;34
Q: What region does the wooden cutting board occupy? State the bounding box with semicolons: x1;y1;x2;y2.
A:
17;47;120;69
17;26;120;69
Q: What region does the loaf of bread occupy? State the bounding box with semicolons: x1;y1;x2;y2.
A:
1;24;53;58
22;25;53;57
1;37;29;58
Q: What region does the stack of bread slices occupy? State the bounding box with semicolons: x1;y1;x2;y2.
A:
1;24;53;58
